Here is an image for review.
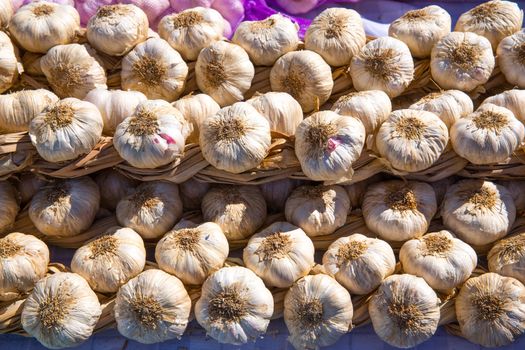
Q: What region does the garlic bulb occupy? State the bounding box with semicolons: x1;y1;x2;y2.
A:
0;31;19;94
199;102;271;174
323;233;396;295
450;103;525;164
158;7;225;61
488;233;525;284
0;0;12;29
17;173;46;205
400;230;477;292
195;41;254;107
369;274;440;348
87;4;149;56
259;178;300;213
441;180;516;246
389;6;451;58
94;169;138;211
9;1;80;53
0;181;20;234
498;180;525;214
350;37;414;98
455;273;525;348
0;232;49;301
156;222;229;285
270;50;333;113
85;88;147;136
29;98;103;163
195;266;274;345
248;92;303;135
481;89;525;123
295;111;366;181
179;178;210;211
172;93;220;144
29;177;100;237
284;274;353;350
285;185;350;237
0;90;59;133
115;269;191;344
362;180;437;241
21;272;101;349
497;30;525;87
409;90;473;129
430;32;494;91
116;181;183;240
455;0;523;50
376;109;449;172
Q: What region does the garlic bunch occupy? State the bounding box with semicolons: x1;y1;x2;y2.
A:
0;232;49;301
9;1;80;53
179;178;210;211
248;92;303;135
376;109;449;172
400;230;477;292
295;111;366;181
29;177;100;237
497;30;525;87
233;14;299;66
284;274;353;350
116;181;183;240
115;269;191;344
201;185;267;240
259;178;300;213
17;173;46;205
95;169;138;210
285;185;350;237
172;94;220;144
362;180;437;242
350;37;414;98
409;90;473;129
195;41;254;107
21;272;101;349
0;181;20;234
0;0;12;29
0;31;18;94
323;233;396;295
450;103;525;164
195;266;274;345
488;233;525;284
455;273;525;348
481;89;525;123
87;4;149;56
441;180;516;246
199;102;271;173
29;98;103;163
430;32;494;91
0;90;59;133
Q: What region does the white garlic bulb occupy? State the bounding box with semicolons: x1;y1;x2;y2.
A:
285;184;350;237
270;50;333;113
481;89;525;123
362;180;437;242
409;90;473;129
488;233;525;285
172;94;220;144
115;269;191;344
323;233;396;295
9;1;80;53
116;181;183;240
0;90;59;133
284;274;353;350
498;180;525;214
94;169;138;211
179;178;210;211
0;0;12;29
195;266;274;345
248;92;303;135
21;272;101;349
29;177;100;237
295;111;365;182
87;4;149;56
200;102;271;174
0;31;19;94
430;31;494;91
0;232;49;301
259;178;300;213
442;180;516;246
450;103;525;164
195;41;255;107
455;273;525;348
497;30;525;87
0;181;20;234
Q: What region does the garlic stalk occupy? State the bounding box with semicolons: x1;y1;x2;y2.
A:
179;178;210;211
247;92;303;136
409;90;473;129
481;89;525;124
94;169;138;211
0;181;20;234
0;31;19;94
172;93;220;144
259;178;300;213
488;233;525;285
497;30;525;87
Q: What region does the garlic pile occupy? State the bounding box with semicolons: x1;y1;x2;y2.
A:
0;181;20;234
481;89;525;123
172;93;220;144
488;233;525;284
409;90;473;129
0;31;19;94
248;92;303;136
497;30;525;87
95;169;138;210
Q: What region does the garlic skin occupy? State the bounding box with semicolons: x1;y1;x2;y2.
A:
285;185;350;237
0;181;20;234
450;103;525;165
248;92;303;136
179;178;210;211
116;181;183;240
442;180;516;246
362;180;437;242
9;1;80;53
21;272;101;349
275;0;317;15
172;94;220;144
200;102;271;174
351;37;414;98
369;274;440;348
488;233;525;285
323;233;396;295
233;14;299;66
455;273;525;348
94;169;138;211
156;222;229;285
87;4;149;56
259;178;300;213
195;266;274;345
201;185;267;240
430;32;494;91
498;30;525;87
0;0;13;29
270;50;333;113
284;274;353;350
196;41;255;107
0;232;49;301
409;90;473;129
115;269;191;344
0;90;59;133
0;31;18;94
481;89;525;124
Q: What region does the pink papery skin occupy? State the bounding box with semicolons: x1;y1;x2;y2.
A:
212;0;244;28
76;0;116;25
120;0;170;23
274;0;318;15
327;137;343;153
11;0;24;10
22;0;75;6
169;0;213;12
151;6;175;30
